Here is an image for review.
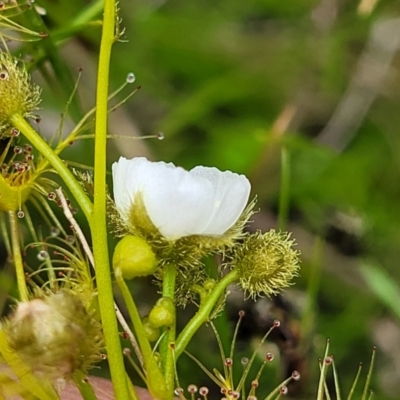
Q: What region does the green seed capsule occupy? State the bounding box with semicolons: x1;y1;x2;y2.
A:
112;235;158;279
142;317;160;342
148;297;175;328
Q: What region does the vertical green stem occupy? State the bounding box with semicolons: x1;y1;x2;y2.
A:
160;263;177;393
278;146;291;231
8;210;28;302
92;1;129;399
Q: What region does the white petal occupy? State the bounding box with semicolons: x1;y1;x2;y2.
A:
190;167;251;235
112;157;251;239
141;163;216;238
112;157;141;220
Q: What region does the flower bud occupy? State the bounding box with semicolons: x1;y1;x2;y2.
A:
0;172;32;212
112;235;158;279
3;290;103;381
142;317;160;342
230;230;300;299
148;297;175;327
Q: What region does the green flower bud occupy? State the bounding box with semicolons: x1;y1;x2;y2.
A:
0;169;32;212
3;290;103;381
148;297;175;328
113;235;158;279
203;278;216;292
0;52;41;138
230;230;300;299
142;317;160;342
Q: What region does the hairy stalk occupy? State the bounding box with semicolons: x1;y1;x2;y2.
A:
175;269;239;358
160;263;177;393
8;210;28;302
92;1;130;398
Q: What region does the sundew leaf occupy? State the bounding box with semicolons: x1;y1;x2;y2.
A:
0;330;58;400
359;262;400;320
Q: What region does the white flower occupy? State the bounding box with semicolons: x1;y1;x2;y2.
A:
112;157;251;240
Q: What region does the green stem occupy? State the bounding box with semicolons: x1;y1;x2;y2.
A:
52;0;103;43
20;8;82;122
74;370;98;400
317;339;331;400
10;113;93;222
0;330;57;400
116;273;168;400
91;1;130;399
175;269;239;358
8;210;28;302
160;263;177;393
278;146;291;231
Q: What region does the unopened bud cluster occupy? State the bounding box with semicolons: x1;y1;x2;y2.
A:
143;297;176;342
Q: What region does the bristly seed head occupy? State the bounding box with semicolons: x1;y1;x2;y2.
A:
0;51;41;138
3;290;104;382
228;230;300;299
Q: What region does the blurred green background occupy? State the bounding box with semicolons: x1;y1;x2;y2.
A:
6;0;400;398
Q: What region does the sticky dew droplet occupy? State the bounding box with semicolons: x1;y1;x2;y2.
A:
66;235;75;244
11;128;20;137
225;358;233;367
280;386;288;395
174;388;184;396
50;226;60;237
199;387;209;396
157;131;164;140
188;385;198;394
325;356;333;365
37;250;49;261
0;70;9;80
47;192;56;201
292;370;301;381
17;211;24;218
266;352;274;361
126;72;136;83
